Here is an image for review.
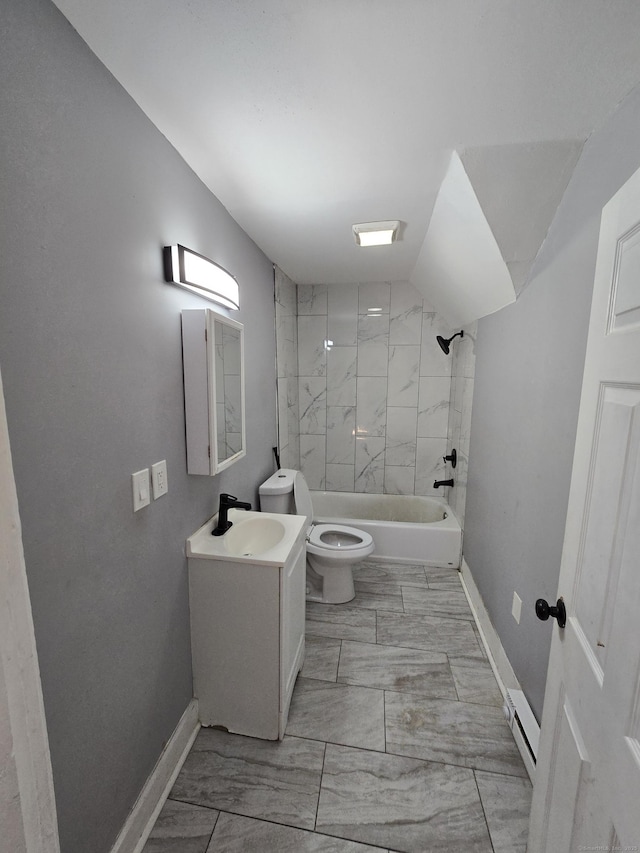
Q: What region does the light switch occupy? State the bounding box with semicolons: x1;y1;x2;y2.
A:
151;460;168;499
512;591;522;624
132;469;151;512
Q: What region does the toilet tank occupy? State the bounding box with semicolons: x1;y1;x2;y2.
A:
259;469;296;514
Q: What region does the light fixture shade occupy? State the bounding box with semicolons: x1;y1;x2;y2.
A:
352;220;400;247
163;244;239;310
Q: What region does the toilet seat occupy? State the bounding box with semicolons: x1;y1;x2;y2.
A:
307;523;373;552
287;470;374;601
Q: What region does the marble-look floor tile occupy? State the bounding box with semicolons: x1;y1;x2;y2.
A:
451;664;503;706
425;567;462;589
448;653;492;670
205;812;383;852
142;800;218;853
475;770;532;853
401;586;474;621
170;730;324;831
316;743;492;853
350;581;404;612
376;611;486;660
301;635;341;682
385;693;528;777
353;560;427;586
337;640;457;699
286;677;385;751
306;603;376;643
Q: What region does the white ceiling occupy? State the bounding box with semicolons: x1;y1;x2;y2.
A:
53;0;640;299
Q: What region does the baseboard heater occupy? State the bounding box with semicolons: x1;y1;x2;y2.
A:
503;688;540;774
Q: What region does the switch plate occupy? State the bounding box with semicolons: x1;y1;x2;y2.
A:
151;460;168;499
132;469;150;512
512;591;522;624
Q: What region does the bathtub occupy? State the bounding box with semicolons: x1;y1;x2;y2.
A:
310;490;462;567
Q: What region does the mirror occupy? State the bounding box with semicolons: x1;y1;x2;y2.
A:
181;308;246;475
213;318;244;470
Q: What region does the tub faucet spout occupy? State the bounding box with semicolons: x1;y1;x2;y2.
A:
212;493;252;536
433;479;454;489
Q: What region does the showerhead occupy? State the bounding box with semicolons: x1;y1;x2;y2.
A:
436;330;464;355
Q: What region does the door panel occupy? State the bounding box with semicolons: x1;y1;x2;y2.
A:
529;164;640;851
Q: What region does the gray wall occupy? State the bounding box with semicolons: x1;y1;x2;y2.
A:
464;83;640;721
0;1;277;851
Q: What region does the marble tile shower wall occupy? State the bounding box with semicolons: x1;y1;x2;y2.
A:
297;282;457;497
446;322;477;527
275;267;301;470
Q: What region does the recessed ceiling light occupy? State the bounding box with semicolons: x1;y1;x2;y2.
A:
353;220;400;247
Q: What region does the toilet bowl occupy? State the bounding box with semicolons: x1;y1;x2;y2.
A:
259;469;374;604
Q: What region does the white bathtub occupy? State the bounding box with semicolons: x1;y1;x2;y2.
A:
310;490;462;567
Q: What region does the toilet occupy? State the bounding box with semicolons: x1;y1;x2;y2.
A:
259;469;374;604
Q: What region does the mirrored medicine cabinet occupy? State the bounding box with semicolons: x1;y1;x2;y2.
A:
181;308;246;475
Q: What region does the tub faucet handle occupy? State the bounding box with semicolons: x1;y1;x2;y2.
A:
442;449;457;468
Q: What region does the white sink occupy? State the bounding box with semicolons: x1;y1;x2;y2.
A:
224;516;286;556
187;508;307;566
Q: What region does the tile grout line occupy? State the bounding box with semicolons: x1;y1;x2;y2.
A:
313;740;328;833
472;769;498;853
334;639;343;682
204;809;221;851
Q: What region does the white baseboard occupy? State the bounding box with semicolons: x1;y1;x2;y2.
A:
110;699;200;853
459;558;536;782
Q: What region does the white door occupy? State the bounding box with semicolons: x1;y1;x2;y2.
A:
0;369;60;853
528;165;640;851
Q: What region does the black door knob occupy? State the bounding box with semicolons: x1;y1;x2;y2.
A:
535;597;566;629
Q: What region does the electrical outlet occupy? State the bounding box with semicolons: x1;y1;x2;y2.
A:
512;591;522;624
132;469;150;512
151;460;168;499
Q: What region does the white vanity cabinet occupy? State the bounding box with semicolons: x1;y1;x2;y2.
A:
186;512;306;740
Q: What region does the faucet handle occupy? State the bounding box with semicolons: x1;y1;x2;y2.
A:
442;449;457;468
220;493;237;504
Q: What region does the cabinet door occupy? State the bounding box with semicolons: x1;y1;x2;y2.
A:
280;542;306;736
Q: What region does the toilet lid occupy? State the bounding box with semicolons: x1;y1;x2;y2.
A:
293;471;314;525
308;523;374;552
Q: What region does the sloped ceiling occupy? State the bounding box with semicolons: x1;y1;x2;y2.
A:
460;140;584;295
411;152;517;327
51;0;640;319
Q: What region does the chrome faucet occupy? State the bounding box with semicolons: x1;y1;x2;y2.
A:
433;479;454;489
212;493;252;536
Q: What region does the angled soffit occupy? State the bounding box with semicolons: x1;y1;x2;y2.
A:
460;140;584;294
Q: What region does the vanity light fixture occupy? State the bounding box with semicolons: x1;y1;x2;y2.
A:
163;244;239;310
352;221;400;247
